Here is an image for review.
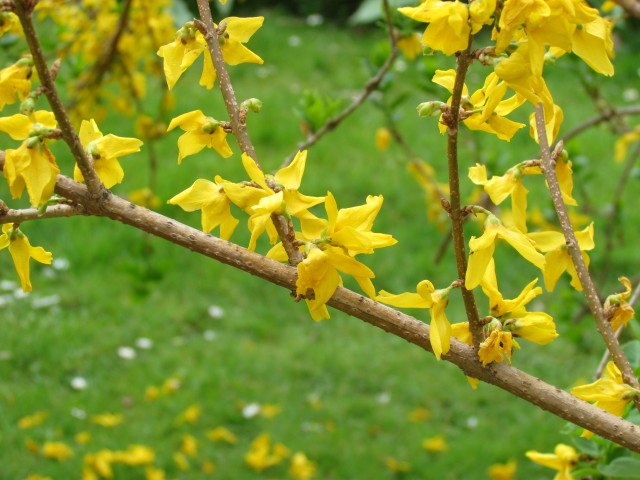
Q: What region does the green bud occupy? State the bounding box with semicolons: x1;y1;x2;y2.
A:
416;101;443;117
202;118;221;134
242;98;263;114
25;136;41;148
20;97;35;116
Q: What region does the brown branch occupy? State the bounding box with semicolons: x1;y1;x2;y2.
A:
66;0;134;110
13;0;106;201
534;104;640;409
560;105;640;144
612;0;640;17
280;0;398;169
0;204;88;223
443;43;483;346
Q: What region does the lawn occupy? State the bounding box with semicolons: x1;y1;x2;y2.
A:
1;5;640;480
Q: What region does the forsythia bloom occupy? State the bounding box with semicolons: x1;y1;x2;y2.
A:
74;119;143;189
167;110;232;163
526;443;578;480
168;177;239;239
605;277;635;331
478;325;519;366
433;70;525;141
527;223;594;292
466;213;545;290
376;280;452;359
0;110;60;206
571;361;638;418
0;56;33;110
0;224;53;292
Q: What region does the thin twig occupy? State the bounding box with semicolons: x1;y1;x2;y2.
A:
612;0;640;17
560;105;640;144
13;0;106;201
0;203;88;223
280;0;398;169
442;41;483;346
535;104;640;409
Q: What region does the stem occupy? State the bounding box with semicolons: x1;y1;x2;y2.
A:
560;105;640;144
444;45;483;345
0;204;88;223
2;149;638;452
13;0;105;201
534;104;640;409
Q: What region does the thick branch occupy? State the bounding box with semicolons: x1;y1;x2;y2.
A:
280;0;398;168
444;46;483;345
534;104;640;406
25;166;640;452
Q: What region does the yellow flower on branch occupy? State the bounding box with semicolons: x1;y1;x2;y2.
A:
432;70;526;141
157;17;263;90
465;213;545;290
0;56;33;110
0;224;52;292
527;222;594;292
0;110;60;206
377;280;452;359
572;361;638;419
605;277;635;331
526;443;578;480
167;110;232;163
74;119;143;189
168;177;239;239
478;323;520;366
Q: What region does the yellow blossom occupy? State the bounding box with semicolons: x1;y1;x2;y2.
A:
176;404;201;424
74;432;91;445
260;403;281;418
488;460;517;480
90;412;124;427
145;467;166;480
605;277;635;331
385;456;411;473
207;426;238;444
615;129;640;163
526;443;578;480
74;119;143;189
375;127;392;151
244;433;290;472
0;224;52;292
527;222;594;291
0;12;21;36
161;376;181;394
396;32;423;60
128;188;161;209
290;452;317;480
113;445;155;466
180;434;198;458
0;56;33;110
168;177;239;239
478;325;520;366
399;1;472;56
41;441;74;461
466;213;545;290
17;411;47;429
0;110;60;206
408;407;431;423
571;361;638;418
145;386;160;401
376;280;452;360
202;460;215;473
173;452;190;471
422;435;447;452
433;70;526;141
166;110;232;163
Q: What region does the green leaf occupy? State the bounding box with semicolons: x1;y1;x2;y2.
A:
571;436;601;457
348;0;415;25
622;340;640;369
597;457;640;478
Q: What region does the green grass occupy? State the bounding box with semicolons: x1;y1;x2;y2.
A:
1;8;640;480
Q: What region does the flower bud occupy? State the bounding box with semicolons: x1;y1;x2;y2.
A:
20;97;35;116
242;98;263;113
416;101;443;117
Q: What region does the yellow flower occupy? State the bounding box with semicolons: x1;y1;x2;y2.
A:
466;213;545;290
526;443;578;480
145;467;166;480
74;432;91;445
167;110;232;163
481;258;558;345
244;434;290;472
478;326;520;366
173;452;190;471
201;460;215;473
408;407;431;423
422;435;447;452
289;452;317;480
615;129;640;163
0;110;60;206
375;127;391;151
488;460;517;480
175;404;201;424
180;434;198;458
571;361;638;418
605;277;635;331
0;224;53;292
90;412;124;427
168;177;239;240
527;222;594;291
207;426;238;444
433;70;526;141
396;32;423;60
260;403;281;418
41;441;74;461
83;449;115;479
113;445;155;466
128;188;161;209
377;280;452;359
399;1;471;56
74;119;143;189
572;16;615;76
0;56;33;110
157;18;263;90
17;411;47;429
0;12;21;37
